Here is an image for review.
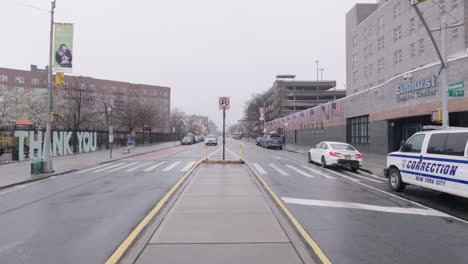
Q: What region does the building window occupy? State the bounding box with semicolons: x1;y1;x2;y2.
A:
451;0;458;9
364;28;368;40
377;58;384;73
368;43;373;56
348;115;368;144
439;0;446;14
364;47;368;58
418;38;425;54
377;15;384;35
393;25;402;41
410;42;416;57
394;49;403;64
121;87;126;93
393;3;401;18
410;17;416;34
368;64;372;76
15;77;25;83
0;75;8;82
32;78;40;85
353;70;359;83
144;89;147;95
364;65;368;78
15;87;25;92
452;26;459;40
378;37;385;50
353;53;359;67
418;11;424;29
111;86;116;92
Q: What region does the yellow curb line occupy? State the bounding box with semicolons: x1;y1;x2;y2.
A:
245;161;332;264
104;159;202;264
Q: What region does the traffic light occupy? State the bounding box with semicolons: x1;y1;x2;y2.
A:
55;73;65;86
431;108;442;123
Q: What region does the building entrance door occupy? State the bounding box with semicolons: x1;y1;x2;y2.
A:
402;124;422;141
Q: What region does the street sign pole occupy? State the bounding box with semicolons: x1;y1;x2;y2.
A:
223;108;225;161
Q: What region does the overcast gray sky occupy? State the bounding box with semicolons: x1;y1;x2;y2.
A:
2;0;374;129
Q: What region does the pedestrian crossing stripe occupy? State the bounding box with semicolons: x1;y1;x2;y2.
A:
107;162;139;172
181;161;196;172
285;165;314;178
162;161;182;171
127;162;153;172
93;163;125;172
253;163;267;174
144;162;167;172
269;164;289;176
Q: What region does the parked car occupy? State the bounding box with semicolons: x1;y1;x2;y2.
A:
262;133;283;150
204;134;218;146
385;128;468;198
181;135;194;145
256;136;264;146
308;141;363;172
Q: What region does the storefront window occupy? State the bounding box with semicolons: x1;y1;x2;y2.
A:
348;115;369;144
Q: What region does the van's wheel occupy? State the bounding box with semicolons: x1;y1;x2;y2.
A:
321;156;327;168
389;168;405;192
308;153;313;164
351;167;358;172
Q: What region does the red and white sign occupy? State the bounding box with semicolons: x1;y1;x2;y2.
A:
219;97;230;109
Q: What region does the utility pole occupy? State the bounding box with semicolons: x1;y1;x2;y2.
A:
412;2;463;128
222;108;225;160
316;61;319;101
43;0;56;173
109;97;114;159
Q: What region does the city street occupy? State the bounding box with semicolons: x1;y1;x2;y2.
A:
229;139;468;264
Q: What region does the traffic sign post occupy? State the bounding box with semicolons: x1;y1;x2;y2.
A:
219;97;230;161
448;82;464;97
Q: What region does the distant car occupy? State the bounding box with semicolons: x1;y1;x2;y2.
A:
256;136;264;146
262;133;283;150
308;141;363;172
181;135;194;145
204;135;218;146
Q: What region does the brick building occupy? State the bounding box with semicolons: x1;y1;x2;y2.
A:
0;65;171;132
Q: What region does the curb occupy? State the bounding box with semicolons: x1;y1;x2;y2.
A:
0;143;182;191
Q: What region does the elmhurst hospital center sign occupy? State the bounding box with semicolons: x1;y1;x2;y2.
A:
396;76;437;103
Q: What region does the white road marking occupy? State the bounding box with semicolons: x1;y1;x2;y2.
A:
0;188;18;196
162;161;181;172
93;163;124;172
181;161;196;172
144;162;167;172
282;197;449;217
107;162;139;172
126;162;153;172
358;170;385;180
341;170;384;184
269;164;289;176
320;168;360;182
252;163;268;174
76;163;115;173
301;166;336;180
285;165;314;178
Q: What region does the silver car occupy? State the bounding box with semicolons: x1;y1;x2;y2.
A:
262;134;283;150
204;135;218;146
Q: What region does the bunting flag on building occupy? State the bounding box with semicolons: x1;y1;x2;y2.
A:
309;108;317;123
332;102;342;117
321;105;330;120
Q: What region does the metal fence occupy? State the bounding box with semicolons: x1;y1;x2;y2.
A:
0;126;180;163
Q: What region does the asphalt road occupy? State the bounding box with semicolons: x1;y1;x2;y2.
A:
228;139;468;264
0;143;210;264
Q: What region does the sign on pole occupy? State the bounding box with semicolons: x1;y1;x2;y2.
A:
219;97;230;109
53;23;74;73
448;82;464;97
259;107;265;121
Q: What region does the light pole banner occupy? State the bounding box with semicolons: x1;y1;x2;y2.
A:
53;23;74;73
259;107;265;121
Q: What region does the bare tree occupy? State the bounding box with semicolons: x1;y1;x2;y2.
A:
242;92;266;135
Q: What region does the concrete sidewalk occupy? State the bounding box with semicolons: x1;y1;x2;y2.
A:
284;143;387;177
131;164;307;264
0;141;180;189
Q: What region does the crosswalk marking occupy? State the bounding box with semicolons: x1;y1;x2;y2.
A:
162;161;182;172
76;163;114;174
357;170;385;180
144;162;167;172
107;162;139;172
269;164;289;176
285;165;314;178
93;163;124;172
301;166;336;180
253;163;268;174
320;168;360;182
341;170;384;183
181;161;196;172
127;162;153;172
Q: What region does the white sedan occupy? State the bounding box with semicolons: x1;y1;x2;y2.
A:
308;141;363;172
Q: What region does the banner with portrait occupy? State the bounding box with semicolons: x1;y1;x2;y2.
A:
53;23;74;73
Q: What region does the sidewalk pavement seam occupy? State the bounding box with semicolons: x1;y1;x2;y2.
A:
0;143;181;191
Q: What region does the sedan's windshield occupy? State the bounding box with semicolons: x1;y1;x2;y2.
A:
330;144;356;151
183;137;192;140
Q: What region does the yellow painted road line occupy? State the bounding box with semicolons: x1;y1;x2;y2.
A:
246;161;332;264
104;159;202;264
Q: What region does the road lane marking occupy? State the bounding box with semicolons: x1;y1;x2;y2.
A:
301;166;336;180
162;161;181;171
253;163;268;174
127;162;153;172
269;164;289;176
144;161;167;172
282;197;449;217
93;163;124;172
341;171;385;183
285;165;314;178
181;161;196;172
320;168;360;182
358;170;385;180
76;163;115;173
107;162;139;172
